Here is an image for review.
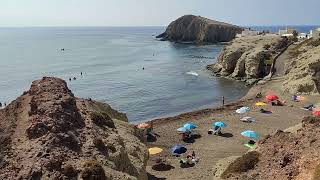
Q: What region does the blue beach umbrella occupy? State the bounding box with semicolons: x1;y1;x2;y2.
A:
183;123;198;130
171;145;187;155
236;107;250;114
177;127;189;133
241;130;259;140
214;121;227;128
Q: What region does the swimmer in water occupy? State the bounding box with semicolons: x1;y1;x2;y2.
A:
73;77;76;80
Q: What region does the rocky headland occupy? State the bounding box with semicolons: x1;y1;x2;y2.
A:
207;34;291;85
282;38;320;94
0;77;148;180
157;15;242;44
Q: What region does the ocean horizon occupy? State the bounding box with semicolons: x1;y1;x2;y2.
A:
0;25;317;123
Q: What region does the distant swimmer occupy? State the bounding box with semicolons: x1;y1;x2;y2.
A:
61;48;65;51
4;102;6;106
69;78;72;81
142;67;145;70
0;102;2;107
73;77;76;80
81;72;83;76
153;53;154;56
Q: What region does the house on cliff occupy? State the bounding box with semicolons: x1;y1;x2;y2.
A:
236;28;259;38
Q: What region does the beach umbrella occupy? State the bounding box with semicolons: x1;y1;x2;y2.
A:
137;123;151;129
266;95;279;102
313;111;320;117
171;145;187;155
183;123;198;130
177;127;189;133
236;107;250;114
241;130;259;140
148;147;163;155
255;102;267;107
214;121;227;128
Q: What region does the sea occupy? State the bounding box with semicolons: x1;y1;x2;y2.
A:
0;26;317;123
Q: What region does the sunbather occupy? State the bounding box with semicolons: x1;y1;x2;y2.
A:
213;126;222;135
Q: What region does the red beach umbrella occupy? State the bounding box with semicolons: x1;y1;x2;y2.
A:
266;95;279;102
312;111;320;117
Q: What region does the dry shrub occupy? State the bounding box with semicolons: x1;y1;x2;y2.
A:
63;164;78;177
90;112;115;128
81;160;106;180
221;151;260;179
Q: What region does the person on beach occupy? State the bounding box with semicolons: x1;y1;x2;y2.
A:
4;102;6;107
0;102;2;108
222;96;225;108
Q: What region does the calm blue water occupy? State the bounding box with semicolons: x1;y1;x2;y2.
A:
248;25;319;33
3;26;314;123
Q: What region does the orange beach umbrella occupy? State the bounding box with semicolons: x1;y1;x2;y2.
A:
137;123;151;129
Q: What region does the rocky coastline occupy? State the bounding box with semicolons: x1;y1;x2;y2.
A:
207;34;291;85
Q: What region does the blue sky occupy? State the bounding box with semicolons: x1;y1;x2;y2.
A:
0;0;319;26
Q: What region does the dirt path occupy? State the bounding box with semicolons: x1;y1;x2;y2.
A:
146;79;319;180
273;44;295;77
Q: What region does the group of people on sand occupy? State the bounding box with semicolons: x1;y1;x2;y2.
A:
179;151;199;166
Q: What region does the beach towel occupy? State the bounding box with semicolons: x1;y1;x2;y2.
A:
240;117;256;123
244;143;256;149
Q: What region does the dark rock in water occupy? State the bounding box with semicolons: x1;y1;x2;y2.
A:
157;15;243;44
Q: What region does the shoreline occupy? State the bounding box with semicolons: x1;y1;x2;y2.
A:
146;76;318;179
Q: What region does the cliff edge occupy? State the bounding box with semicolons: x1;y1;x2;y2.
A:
207;34;290;85
0;77;148;180
157;15;242;44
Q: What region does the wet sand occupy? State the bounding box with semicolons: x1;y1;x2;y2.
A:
146;78;320;180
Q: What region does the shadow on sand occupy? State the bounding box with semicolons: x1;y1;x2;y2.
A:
147;173;166;180
152;163;175;172
220;132;233;138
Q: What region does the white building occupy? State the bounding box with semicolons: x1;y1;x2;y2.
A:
298;33;308;40
311;28;320;39
236;28;260;38
278;28;296;37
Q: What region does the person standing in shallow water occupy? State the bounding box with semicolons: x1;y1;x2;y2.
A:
0;102;2;108
222;96;225;108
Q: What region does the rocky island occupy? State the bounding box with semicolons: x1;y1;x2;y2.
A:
0;77;148;180
157;15;242;44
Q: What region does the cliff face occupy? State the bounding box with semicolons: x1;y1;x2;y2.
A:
207;34;290;85
282;38;320;94
0;77;148;180
157;15;242;44
217;116;320;180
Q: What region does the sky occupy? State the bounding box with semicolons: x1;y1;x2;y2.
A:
0;0;319;27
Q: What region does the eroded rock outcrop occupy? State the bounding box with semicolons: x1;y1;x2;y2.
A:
282;38;320;94
0;77;148;180
216;116;320;180
208;34;290;85
157;15;242;44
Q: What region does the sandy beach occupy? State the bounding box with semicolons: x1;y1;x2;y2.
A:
146;77;320;180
